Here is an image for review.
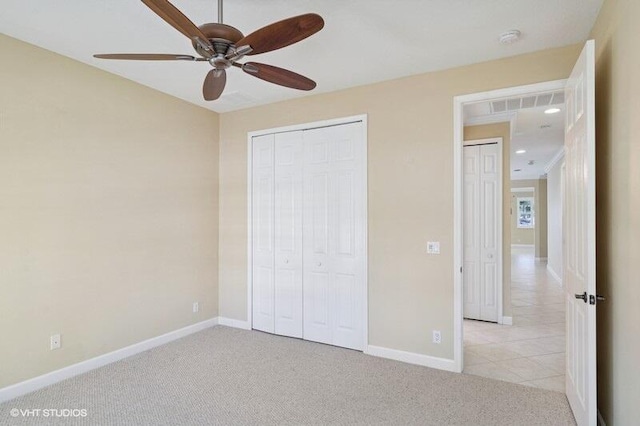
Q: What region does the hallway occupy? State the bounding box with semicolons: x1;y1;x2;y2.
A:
463;246;565;391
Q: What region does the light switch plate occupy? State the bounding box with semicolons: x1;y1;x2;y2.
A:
427;241;440;254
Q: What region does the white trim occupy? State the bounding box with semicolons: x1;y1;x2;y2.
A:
499;316;513;325
464;111;517;127
597;409;606;426
246;114;368;139
365;345;457;372
453;79;568;375
511;244;535;248
247;114;369;350
0;318;219;403
511;187;535;193
544;148;565;173
535;257;548;261
547;264;562;284
217;317;252;330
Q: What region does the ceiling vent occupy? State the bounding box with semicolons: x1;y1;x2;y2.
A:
490;90;564;114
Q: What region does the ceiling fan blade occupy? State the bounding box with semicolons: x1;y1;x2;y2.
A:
141;0;213;54
236;14;324;56
239;62;316;91
203;69;227;101
94;54;203;61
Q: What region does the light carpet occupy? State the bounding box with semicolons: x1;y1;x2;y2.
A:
0;326;575;425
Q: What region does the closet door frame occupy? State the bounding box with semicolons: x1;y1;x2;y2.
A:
247;114;368;349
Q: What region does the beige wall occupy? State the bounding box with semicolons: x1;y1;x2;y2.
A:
0;35;220;388
511;179;548;258
463;123;511;318
590;0;640;423
219;44;581;359
546;159;563;281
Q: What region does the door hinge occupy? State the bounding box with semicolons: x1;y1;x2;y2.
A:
460;266;463;273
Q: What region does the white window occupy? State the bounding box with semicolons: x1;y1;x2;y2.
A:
517;197;535;228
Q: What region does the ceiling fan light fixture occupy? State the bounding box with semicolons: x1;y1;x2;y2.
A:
499;30;521;44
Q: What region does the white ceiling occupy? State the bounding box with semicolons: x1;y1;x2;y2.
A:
0;0;603;113
464;96;565;181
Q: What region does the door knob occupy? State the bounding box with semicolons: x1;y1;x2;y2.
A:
317;262;322;267
487;254;493;259
284;259;289;264
575;292;588;303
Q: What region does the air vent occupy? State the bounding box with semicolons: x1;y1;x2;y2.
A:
536;93;553;106
521;96;537;108
507;98;521;111
551;91;565;104
489;90;564;114
491;100;507;113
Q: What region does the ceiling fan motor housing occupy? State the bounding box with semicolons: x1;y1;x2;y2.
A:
192;23;244;60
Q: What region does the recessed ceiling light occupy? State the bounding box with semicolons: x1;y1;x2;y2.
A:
499;30;521;44
516;149;526;154
545;108;561;114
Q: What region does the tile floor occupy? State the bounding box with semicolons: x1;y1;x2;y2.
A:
463;246;566;392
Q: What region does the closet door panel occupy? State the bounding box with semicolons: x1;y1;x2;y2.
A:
303;122;364;350
252;134;275;333
274;131;303;338
303;130;333;345
331;123;364;350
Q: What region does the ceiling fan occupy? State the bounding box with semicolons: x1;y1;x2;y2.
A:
94;0;324;101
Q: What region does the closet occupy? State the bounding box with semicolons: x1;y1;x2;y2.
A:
463;140;502;323
250;120;366;351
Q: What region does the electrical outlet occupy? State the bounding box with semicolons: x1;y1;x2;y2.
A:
50;334;61;350
432;330;442;344
192;302;199;313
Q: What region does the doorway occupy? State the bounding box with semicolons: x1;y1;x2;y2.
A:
454;80;566;372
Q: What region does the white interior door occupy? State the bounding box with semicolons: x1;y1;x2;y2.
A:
463;142;501;322
564;40;597;426
251;134;275;333
463;145;481;320
303;122;365;350
274;131;304;338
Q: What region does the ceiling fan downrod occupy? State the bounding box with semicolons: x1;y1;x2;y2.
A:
218;0;223;24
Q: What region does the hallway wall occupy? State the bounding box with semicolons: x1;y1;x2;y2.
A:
546;158;564;284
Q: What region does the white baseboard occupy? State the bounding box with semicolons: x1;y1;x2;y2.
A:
365;345;457;372
597;409;606;426
0;318;219;404
547;264;563;284
511;244;534;248
217;317;251;330
499;316;513;325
